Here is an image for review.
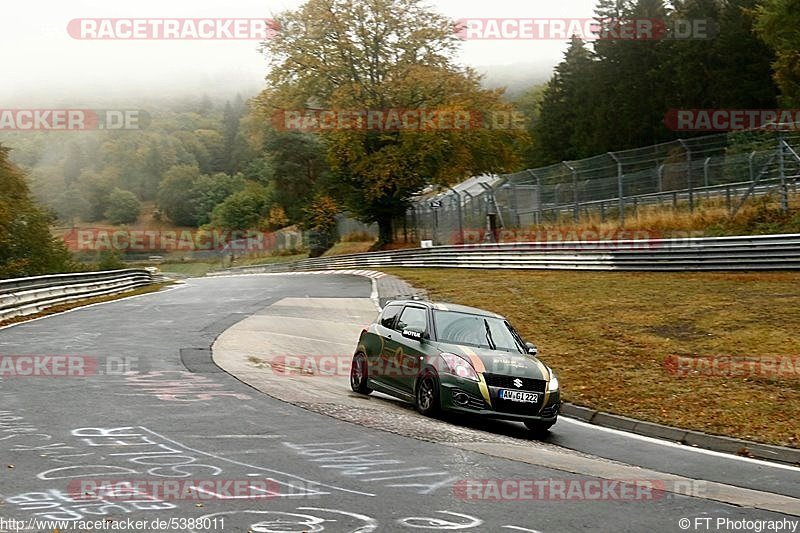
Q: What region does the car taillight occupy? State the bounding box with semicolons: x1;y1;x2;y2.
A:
440;353;479;381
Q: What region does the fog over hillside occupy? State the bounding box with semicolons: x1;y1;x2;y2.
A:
1;61;553;107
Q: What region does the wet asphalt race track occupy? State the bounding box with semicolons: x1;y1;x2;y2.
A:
0;274;797;533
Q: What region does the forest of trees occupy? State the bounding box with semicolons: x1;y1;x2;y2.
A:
523;0;794;166
0;0;797;276
0;145;72;278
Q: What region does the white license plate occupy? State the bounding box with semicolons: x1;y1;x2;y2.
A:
499;389;538;403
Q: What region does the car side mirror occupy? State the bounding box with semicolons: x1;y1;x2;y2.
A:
402;327;425;341
526;342;538;356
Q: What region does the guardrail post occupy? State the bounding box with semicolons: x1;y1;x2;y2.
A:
608;152;624;226
678;139;694;213
563;161;579;222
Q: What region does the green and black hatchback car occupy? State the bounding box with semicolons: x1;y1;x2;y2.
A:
350;299;560;432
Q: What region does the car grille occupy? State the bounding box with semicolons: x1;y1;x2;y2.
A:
466;395;488;410
482;373;546;392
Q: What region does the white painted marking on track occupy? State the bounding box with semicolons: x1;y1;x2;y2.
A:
502;526;543;533
188;434;286;439
561;416;800;472
140;427;376;497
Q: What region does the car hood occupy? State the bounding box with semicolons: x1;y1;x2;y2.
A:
432;343;551;380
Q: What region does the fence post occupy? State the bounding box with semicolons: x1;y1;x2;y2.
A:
478;182;501;241
527;169;543;225
678;139;693;212
447;186;464;244
502;181;520;228
779;132;789;213
608;152;624;226
726;186;732;215
464;191;474;227
432;202;439;246
563;161;579;222
657;164;664;193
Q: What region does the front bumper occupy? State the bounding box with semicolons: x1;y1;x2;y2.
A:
440;380;560;423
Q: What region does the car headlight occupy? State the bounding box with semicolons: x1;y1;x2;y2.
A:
440;353;479;381
547;370;559;392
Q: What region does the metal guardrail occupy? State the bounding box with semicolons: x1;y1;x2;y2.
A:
214;234;800;274
0;268;160;322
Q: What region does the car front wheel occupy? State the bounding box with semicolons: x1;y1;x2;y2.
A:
415;372;440;416
350;352;372;394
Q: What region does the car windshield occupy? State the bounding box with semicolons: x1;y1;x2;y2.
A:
433;310;525;352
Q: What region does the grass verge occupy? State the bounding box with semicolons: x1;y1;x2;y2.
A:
0;282;174;328
382;268;800;448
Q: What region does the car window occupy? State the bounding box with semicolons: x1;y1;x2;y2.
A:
433;310;523;352
395;306;428;333
379;304;403;329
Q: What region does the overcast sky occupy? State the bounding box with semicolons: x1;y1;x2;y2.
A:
1;0;596;104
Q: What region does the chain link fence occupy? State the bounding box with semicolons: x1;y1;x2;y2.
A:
402;128;800;245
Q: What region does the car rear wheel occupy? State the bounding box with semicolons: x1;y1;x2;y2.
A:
350;353;372;394
524;420;554;434
415;372;440;416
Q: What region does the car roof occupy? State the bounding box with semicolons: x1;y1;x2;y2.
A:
383;299;505;320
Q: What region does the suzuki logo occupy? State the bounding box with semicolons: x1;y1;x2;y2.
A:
513;378;523;388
